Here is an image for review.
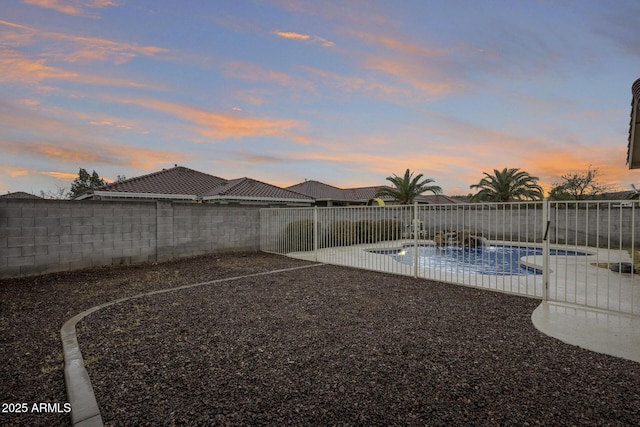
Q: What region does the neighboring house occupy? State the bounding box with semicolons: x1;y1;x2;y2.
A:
627;77;640;169
599;190;640;201
73;166;460;206
0;192;43;199
286;180;460;206
418;194;463;204
75;166;314;206
201;177;314;205
286;180;389;206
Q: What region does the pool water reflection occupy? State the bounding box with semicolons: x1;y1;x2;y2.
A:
370;245;587;276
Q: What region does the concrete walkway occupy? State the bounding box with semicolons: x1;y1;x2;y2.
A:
531;301;640;363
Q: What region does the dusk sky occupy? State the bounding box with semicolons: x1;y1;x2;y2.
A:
2;0;640;197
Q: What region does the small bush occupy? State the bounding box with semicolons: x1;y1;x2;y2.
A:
284;219;315;251
374;219;403;241
356;220;375;243
328;218;403;246
331;220;356;246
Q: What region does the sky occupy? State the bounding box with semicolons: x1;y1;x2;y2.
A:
2;0;640;197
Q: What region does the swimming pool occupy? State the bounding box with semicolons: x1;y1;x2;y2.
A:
369;245;588;276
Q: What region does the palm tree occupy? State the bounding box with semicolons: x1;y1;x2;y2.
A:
470;168;543;202
376;168;442;204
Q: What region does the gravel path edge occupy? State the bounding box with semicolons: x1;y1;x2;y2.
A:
60;263;325;427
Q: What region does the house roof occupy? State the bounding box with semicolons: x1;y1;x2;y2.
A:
286;180;347;200
627;78;640;169
418;194;462;204
203;177;313;202
341;186;387;201
287;180;459;204
0;191;43;199
73;167;456;205
90;166;226;197
75;166;312;203
286;180;391;202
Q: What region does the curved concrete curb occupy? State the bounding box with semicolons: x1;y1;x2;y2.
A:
532;301;640;363
61;263;325;427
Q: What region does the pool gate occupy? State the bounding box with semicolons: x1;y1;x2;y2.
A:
260;200;640;317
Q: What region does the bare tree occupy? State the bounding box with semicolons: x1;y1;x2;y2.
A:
39;187;70;199
548;166;608;200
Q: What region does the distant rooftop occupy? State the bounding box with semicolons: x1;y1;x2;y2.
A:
73;166;457;205
75;166;313;204
0;191;43;200
202;177;313;202
92;166;226;197
287;180;459;205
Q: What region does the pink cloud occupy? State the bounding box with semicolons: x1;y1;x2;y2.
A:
348;30;444;57
362;55;462;98
0;46;161;89
0;19;170;64
114;96;308;141
302;66;411;99
22;0;84;16
22;0;118;17
223;61;317;93
40;170;78;180
273;30;335;47
3;139;187;170
3;166;31;177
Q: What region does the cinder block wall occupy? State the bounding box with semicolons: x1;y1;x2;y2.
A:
0;199;261;279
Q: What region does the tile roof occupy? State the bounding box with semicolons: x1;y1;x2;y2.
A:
418;194;461;204
0;191;43;199
203;177;313;201
287;180;459;204
341;186;389;201
76;166;456;204
95;166;226;197
79;166;312;203
286;180;346;200
627;78;640;169
286;180;394;201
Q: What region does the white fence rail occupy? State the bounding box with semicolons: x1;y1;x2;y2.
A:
260;200;640;316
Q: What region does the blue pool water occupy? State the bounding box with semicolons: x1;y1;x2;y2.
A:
370;245;587;276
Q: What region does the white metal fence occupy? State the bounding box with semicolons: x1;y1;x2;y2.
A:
260;200;640;316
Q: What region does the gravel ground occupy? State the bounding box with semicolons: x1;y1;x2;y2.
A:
2;252;640;426
0;252;310;427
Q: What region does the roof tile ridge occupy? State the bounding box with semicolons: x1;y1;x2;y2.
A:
213;177;246;195
98;166;182;190
314;180;343;189
343;185;384;190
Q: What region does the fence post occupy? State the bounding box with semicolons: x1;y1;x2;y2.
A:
413;202;419;278
542;199;550;301
313;206;318;262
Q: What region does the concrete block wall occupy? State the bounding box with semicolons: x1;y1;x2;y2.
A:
0;199;261;279
171;203;260;257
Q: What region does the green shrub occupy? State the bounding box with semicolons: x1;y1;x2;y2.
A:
327;218;403;246
331;220;356;246
376;219;403;241
284;219;315;251
356;219;375;243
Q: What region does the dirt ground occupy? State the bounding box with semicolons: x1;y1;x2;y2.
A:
1;252;639;426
